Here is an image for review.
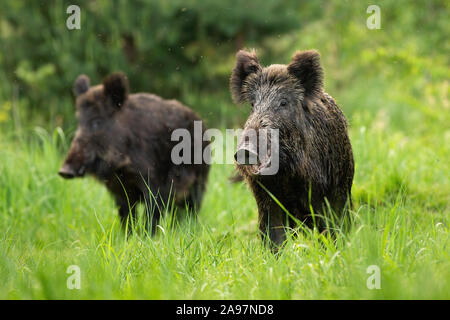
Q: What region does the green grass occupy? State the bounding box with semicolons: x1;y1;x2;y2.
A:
0;112;448;299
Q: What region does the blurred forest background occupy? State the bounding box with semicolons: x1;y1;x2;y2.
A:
0;0;448;132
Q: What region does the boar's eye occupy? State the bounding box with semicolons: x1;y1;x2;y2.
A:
90;118;103;130
279;99;288;107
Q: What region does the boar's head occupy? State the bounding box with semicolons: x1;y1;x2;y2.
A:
59;72;131;180
230;49;324;177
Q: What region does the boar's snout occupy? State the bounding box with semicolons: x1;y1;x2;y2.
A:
235;128;277;176
58;164;76;179
235;138;268;176
234;142;258;166
58;162;87;179
58;143;89;179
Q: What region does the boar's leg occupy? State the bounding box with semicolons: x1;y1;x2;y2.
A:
258;200;289;250
108;180;139;234
141;187;167;235
118;201;138;234
115;190;139;234
185;182;206;213
169;167;208;214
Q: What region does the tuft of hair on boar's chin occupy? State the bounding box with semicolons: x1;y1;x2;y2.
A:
230;49;354;250
59;72;210;235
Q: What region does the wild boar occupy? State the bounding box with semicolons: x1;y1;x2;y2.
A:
59;72;210;234
230;50;354;248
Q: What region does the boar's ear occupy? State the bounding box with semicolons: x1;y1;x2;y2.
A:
230;49;261;104
73;74;90;96
287;50;324;97
103;72;129;108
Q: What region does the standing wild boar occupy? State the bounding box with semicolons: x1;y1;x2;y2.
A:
59;72;209;234
230;49;354;247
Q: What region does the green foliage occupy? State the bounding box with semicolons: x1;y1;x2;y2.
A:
0;0;302;126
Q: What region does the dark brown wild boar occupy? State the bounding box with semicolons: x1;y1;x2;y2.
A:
230;49;354;248
59;72;210;234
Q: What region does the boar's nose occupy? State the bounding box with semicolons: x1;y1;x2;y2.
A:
234;145;258;165
58;164;76;179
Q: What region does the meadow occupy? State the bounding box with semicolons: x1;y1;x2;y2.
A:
0;106;448;299
0;1;448;299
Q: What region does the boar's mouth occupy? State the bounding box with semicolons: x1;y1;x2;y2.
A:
58;163;87;179
58;149;97;179
234;140;272;176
